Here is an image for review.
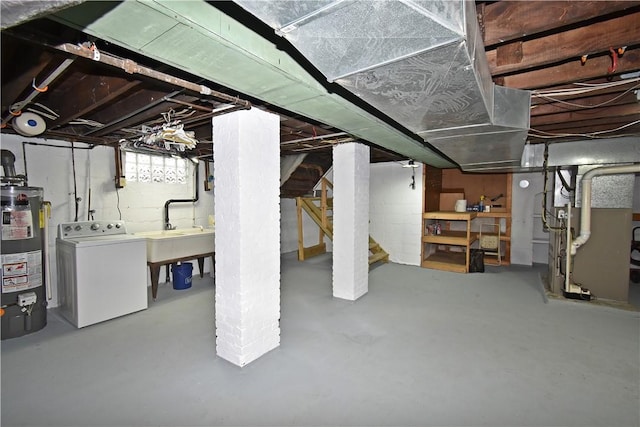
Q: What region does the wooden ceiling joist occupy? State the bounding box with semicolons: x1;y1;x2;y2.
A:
530;102;640;126
487;10;640;76
530;92;639;116
480;1;640;47
497;49;640;89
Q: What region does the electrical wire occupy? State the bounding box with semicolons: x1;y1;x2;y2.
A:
529;119;640;139
531;77;640;98
541;143;566;232
532;83;640;109
68;118;104;127
71;141;79;222
115;186;122;220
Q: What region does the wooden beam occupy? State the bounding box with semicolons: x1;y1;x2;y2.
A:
487;11;640;76
531;117;640;135
533;114;639;130
530;103;640;126
498;49;640;89
481;1;640;47
87;88;178;137
530;92;639;116
531;79;640;105
52;74;142;127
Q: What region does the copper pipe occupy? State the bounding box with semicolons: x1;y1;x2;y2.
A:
54;43;251;109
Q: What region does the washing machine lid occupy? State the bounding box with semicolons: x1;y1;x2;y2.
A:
64;234;146;247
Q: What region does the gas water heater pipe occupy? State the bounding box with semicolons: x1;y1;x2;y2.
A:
571;163;640;255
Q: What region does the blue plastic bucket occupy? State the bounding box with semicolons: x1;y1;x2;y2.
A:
171;262;193;290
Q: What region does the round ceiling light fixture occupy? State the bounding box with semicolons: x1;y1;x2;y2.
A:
12;112;46;137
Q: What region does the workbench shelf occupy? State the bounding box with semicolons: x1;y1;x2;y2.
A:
422;167;512;266
421;211;478;273
476;212;511;265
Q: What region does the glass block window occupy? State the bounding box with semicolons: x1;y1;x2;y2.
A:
124;152;188;184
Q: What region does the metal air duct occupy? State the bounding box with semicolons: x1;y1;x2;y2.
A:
234;0;531;171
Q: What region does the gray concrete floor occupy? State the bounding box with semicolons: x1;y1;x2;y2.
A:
2;253;639;427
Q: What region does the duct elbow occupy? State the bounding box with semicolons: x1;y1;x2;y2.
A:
571;231;591;255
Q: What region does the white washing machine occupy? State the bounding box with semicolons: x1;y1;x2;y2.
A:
56;220;147;328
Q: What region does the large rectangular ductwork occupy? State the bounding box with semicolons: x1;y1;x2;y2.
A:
235;0;531;171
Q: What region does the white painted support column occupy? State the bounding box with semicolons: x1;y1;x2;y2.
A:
332;142;370;300
213;109;280;367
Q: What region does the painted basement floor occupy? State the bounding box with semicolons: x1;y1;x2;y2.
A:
2;253;639;427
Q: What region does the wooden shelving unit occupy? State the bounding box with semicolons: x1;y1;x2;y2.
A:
421;211;478;273
422;167;513;268
477;211;511;265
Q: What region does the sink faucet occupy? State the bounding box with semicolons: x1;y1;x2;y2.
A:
192;225;204;231
165;222;176;230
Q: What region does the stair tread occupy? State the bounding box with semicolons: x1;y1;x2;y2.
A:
300;193;387;266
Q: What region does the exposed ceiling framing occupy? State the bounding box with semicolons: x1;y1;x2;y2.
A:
1;1;639;169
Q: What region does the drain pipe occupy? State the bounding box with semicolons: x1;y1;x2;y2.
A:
570;163;640;255
164;161;199;230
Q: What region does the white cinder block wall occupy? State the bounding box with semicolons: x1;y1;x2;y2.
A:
369;163;423;266
511;172;545;265
1;135;214;307
279;162;423;265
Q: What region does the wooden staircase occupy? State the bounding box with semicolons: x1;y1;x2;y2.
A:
296;178;389;266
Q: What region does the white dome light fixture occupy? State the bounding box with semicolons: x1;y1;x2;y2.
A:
12;112;46;136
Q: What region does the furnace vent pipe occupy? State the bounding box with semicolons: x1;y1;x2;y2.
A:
571;163;640;255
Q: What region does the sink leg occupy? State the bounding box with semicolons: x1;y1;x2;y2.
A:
211;254;215;279
197;257;205;278
149;264;161;300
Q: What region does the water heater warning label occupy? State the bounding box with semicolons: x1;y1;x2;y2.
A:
1;250;42;294
1;209;33;240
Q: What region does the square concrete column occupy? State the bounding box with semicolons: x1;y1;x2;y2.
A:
332;142;370;300
213;109;280;367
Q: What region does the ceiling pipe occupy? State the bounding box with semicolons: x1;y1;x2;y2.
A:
570;163;640;255
84;90;182;136
164;161;199;230
53;43;252;110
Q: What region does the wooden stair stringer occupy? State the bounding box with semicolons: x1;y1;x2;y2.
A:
298;196;389;266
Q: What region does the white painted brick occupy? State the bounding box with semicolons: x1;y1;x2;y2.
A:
332;143;369;301
213;109;280;367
